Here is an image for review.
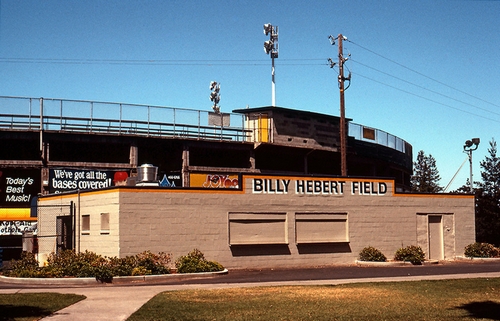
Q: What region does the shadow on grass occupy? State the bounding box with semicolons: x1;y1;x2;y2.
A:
0;304;53;321
457;301;500;320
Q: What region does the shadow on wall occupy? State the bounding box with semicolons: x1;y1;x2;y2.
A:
230;244;291;257
297;242;351;254
229;243;352;257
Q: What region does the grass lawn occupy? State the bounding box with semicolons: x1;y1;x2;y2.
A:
0;293;85;321
128;278;500;321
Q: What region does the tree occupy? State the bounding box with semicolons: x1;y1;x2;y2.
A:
451;179;471;194
475;139;500;245
477;139;500;195
410;150;443;193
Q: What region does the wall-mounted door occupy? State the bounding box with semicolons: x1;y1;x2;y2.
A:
428;215;444;260
56;215;73;252
258;113;269;142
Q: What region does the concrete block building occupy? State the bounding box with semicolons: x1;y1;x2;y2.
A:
37;174;474;269
0;96;474;266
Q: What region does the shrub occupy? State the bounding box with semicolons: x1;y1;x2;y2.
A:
134;250;171;275
107;256;135;276
394;245;426;264
5;250;173;280
93;262;114;283
358;246;387;262
131;266;149;276
5;251;43;278
175;249;224;273
464;242;500;258
45;250;102;278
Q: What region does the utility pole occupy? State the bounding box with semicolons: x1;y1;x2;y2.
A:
338;34;347;176
329;34;351;177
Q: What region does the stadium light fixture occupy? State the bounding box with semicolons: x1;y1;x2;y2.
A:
463;137;480;192
209;81;220;113
263;23;278;106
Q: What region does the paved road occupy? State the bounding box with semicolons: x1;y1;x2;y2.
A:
0;260;499;321
156;260;500;286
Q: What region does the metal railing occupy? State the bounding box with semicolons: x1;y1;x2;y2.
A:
0;96;409;152
349;122;407;153
0;96;251;142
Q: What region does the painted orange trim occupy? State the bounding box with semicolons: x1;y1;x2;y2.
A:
120;188;244;194
39;186;245;202
37;175;474;200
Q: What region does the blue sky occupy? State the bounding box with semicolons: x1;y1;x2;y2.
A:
1;0;499;191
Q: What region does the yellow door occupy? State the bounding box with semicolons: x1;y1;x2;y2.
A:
258;113;269;142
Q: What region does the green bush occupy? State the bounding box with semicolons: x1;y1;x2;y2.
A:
358;246;387;262
45;250;101;278
135;250;171;275
6;251;43;278
93;262;114;283
464;242;500;258
107;256;134;276
132;266;149;276
394;245;426;264
175;249;224;273
5;250;173;281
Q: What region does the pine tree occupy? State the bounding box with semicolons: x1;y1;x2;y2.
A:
451;179;471;194
475;139;500;245
410;150;443;193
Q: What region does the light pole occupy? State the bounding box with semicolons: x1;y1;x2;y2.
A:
463;138;480;192
263;23;278;107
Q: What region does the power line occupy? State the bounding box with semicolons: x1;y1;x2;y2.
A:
346;39;500;109
350;58;500;118
0;57;323;66
2;54;498;122
355;72;500;124
0;57;266;65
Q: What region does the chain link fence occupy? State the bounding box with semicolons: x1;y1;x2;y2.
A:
36;203;74;255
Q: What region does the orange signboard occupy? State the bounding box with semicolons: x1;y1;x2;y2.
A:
190;173;239;188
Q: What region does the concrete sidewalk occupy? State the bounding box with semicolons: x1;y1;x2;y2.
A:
1;270;499;321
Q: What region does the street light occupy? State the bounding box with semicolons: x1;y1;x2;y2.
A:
464;138;480;192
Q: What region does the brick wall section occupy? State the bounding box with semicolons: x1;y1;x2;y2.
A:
38;175;475;269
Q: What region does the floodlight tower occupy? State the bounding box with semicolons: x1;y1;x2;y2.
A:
464;138;480;192
263;23;278;107
209;81;221;113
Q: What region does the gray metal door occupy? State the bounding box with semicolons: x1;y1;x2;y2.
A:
56;215;73;252
428;215;443;260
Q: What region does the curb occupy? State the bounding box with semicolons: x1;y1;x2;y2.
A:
0;269;229;286
355;260;439;266
455;256;500;262
112;269;229;284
